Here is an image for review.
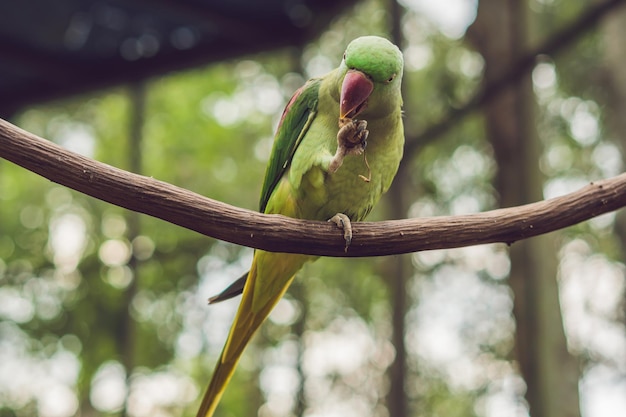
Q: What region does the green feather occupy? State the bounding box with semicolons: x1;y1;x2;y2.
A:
343;35;404;83
259;78;321;212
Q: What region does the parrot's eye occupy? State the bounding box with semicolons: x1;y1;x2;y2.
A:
386;74;396;83
343;52;346;61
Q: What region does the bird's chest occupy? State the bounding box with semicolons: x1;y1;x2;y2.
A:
288;112;402;222
297;144;387;221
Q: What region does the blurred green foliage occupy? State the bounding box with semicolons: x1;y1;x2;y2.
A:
1;0;625;417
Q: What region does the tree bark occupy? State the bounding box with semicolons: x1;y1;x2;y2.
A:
468;1;581;417
0;117;625;259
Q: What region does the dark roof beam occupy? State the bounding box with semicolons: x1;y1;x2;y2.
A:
123;0;267;46
0;35;79;82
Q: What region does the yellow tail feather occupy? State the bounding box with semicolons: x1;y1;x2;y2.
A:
197;251;309;417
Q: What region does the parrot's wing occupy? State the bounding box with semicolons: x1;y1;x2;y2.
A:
208;78;321;305
259;77;321;213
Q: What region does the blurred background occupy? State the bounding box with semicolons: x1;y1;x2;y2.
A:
1;0;625;416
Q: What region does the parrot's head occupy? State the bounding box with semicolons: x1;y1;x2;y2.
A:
339;36;404;120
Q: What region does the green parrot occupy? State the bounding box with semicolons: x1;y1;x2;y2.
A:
197;35;404;417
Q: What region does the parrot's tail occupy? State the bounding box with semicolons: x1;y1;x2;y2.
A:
208;272;247;304
196;252;301;417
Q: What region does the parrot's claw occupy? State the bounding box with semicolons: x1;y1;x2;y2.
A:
338;118;369;151
328;213;352;252
329;118;369;173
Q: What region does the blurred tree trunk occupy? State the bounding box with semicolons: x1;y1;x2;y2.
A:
602;2;626;325
120;82;145;417
383;187;411;417
384;2;410;417
468;2;581;417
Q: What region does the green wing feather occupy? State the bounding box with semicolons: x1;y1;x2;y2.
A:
259;78;321;213
210;79;320;304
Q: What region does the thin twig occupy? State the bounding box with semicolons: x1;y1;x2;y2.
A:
404;0;626;157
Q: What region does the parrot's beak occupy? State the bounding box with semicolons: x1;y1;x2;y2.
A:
340;69;374;119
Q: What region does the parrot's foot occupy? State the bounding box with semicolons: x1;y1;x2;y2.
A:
328;213;352;252
329;118;369;173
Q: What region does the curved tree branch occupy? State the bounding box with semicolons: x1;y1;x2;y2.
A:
1;117;625;257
